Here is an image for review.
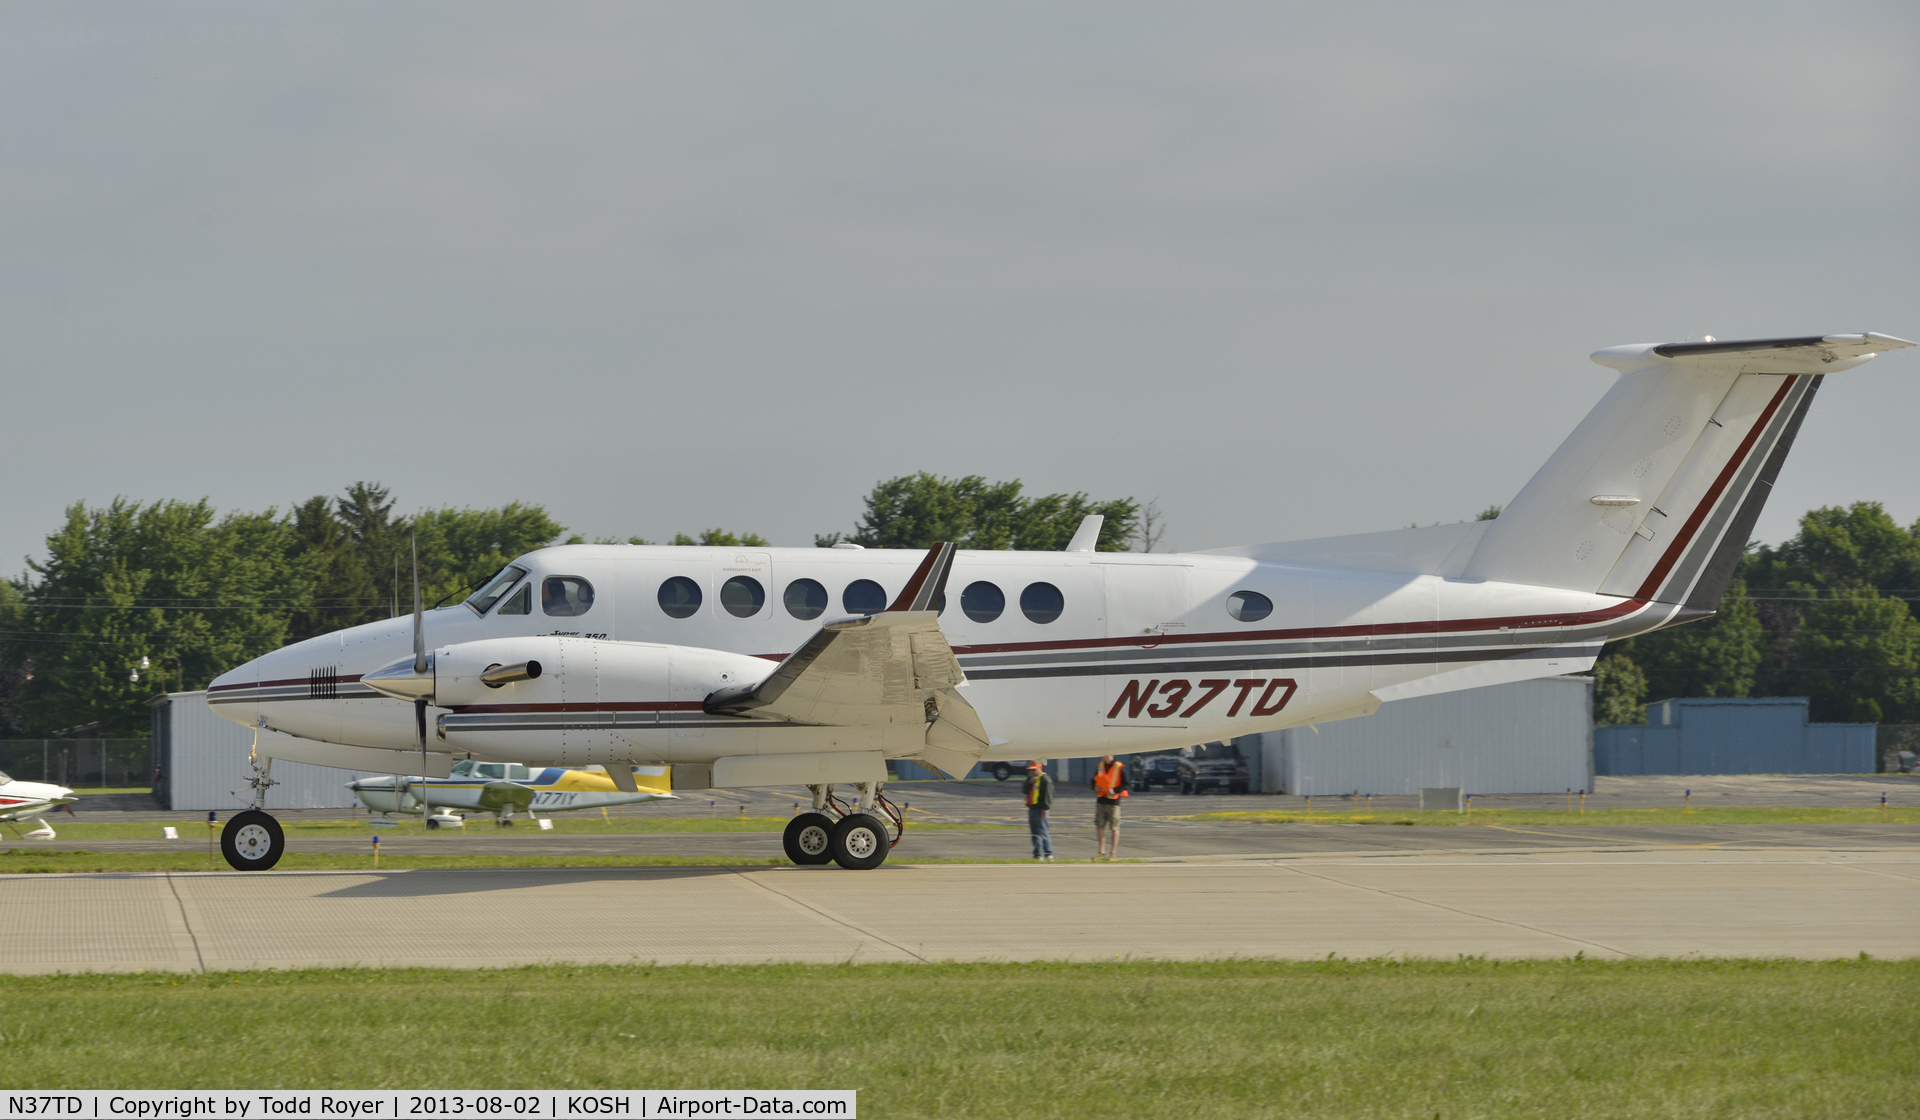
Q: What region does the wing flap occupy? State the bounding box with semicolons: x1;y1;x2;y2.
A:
703;543;996;775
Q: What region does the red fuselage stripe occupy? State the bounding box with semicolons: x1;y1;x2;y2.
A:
1632;375;1798;601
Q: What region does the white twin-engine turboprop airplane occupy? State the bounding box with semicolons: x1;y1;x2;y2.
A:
207;333;1912;872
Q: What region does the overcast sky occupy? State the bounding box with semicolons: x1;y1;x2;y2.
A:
2;2;1915;571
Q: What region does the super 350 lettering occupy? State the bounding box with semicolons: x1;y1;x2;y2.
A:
1107;677;1296;720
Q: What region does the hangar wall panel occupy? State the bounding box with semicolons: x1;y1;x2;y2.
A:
1593;697;1875;775
1259;676;1593;796
156;691;386;811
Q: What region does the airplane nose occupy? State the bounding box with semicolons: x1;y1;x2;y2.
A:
206;658;260;727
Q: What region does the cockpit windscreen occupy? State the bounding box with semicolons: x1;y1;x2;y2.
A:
466;565;528;615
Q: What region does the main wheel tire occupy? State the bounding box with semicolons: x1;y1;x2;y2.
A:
991;762;1013;781
783;813;836;865
1180;780;1193;795
829;813;890;870
426;818;440;830
220;809;285;871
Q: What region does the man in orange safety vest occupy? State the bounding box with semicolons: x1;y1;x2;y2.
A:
1091;754;1127;861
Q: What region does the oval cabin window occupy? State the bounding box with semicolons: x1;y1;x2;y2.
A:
1227;590;1273;622
1019;582;1064;624
843;579;888;616
784;578;828;620
721;576;766;618
658;576;703;619
961;581;1005;623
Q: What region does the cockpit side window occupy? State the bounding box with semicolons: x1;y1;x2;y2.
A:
543;576;595;617
476;763;506;779
497;583;531;616
466;565;528;615
449;760;474;778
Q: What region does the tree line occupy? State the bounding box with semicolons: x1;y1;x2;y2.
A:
1595;502;1920;726
0;475;1140;736
14;472;1906;739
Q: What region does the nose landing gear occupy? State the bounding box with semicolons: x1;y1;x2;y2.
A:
221;809;286;870
221;738;286;870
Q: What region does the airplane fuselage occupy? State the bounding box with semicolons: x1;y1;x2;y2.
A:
209;543;1668;769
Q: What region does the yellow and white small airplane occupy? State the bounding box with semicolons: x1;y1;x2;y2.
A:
0;770;77;839
346;761;674;827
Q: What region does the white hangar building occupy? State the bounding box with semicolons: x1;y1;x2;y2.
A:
1250;676;1594;796
151;691;386;811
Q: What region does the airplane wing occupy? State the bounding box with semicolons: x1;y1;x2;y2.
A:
704;542;993;778
476;781;536;814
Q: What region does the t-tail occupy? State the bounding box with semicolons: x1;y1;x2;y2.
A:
1463;333;1913;613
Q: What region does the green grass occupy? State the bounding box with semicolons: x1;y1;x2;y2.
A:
0;959;1912;1118
1184;806;1920;827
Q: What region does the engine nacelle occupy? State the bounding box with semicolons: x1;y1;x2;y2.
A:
425;636;770;710
368;635;909;769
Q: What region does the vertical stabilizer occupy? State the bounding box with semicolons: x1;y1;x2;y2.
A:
1464;334;1910;606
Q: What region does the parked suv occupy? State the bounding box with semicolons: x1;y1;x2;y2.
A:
1177;741;1250;794
1127;753;1182;791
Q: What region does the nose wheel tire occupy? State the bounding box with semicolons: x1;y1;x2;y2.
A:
783;813;837;865
220;809;285;871
829;813;890;870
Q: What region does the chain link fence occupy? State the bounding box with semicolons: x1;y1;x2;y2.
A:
1879;725;1920;773
0;740;154;788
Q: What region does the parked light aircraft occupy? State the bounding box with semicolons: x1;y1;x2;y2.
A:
347;761;675;826
0;771;76;839
207;333;1913;871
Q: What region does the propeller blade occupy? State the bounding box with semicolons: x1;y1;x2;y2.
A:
411;535;427;675
416;696;429;812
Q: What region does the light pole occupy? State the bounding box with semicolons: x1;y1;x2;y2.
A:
132;654;184;693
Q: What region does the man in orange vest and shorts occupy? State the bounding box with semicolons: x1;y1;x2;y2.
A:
1092;754;1127;861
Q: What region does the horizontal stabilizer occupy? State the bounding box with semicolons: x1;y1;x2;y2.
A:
1592;333;1912;375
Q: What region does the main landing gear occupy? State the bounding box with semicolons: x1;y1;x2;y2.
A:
783;782;904;870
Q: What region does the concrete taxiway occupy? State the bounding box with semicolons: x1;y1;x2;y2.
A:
3;844;1914;973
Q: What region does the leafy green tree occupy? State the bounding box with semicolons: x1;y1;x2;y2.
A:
11;499;317;735
1749;502;1920;593
1736;504;1920;725
414;502;566;606
4;486;567;734
0;581;29;736
1627;577;1766;699
1773;586;1920;723
1591;653;1647;725
283;487;566;637
285;482;406;641
822;473;1138;552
